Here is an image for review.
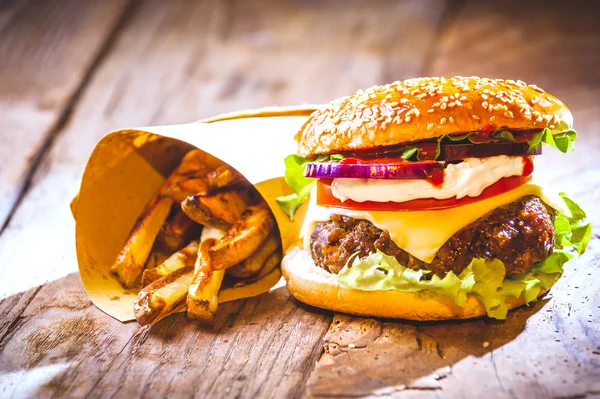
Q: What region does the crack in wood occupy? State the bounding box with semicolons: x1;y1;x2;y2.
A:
0;285;42;349
81;325;145;397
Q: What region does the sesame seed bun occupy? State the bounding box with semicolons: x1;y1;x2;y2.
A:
282;247;550;321
295;76;573;157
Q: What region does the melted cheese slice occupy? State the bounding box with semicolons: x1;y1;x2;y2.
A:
300;182;569;263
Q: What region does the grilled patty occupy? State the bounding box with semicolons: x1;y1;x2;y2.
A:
310;195;555;277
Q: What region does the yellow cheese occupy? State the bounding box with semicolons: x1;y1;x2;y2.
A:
300;182;568;263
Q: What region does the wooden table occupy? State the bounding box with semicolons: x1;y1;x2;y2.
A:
1;1;599;397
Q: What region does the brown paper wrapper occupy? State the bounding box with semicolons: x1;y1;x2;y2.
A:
72;106;318;322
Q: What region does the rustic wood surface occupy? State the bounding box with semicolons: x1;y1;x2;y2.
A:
0;1;598;398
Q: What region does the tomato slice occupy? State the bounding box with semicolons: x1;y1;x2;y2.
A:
316;176;532;211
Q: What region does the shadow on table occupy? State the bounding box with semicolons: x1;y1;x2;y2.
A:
304;296;551;397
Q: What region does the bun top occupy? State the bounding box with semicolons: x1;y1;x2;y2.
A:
295;76;573;157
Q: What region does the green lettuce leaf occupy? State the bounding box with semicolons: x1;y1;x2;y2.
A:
555;192;592;254
275;154;342;220
276;155;319;221
528;128;577;153
335;251;566;320
336;251;474;306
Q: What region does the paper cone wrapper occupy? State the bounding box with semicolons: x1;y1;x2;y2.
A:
72;106;318;322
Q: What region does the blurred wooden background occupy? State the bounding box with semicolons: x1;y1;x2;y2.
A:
0;0;599;397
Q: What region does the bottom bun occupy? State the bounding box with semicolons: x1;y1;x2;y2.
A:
281;247;551;320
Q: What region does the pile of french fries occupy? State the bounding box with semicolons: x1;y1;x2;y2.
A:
110;150;281;326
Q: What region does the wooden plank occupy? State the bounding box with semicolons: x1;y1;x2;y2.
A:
0;0;448;397
0;0;132;229
0;273;330;398
307;0;600;397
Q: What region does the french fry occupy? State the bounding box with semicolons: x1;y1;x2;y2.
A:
241;250;282;286
155;210;201;254
208;203;276;270
142;240;199;286
164;178;210;202
111;150;209;288
134;266;194;326
145;209;201;269
110;196;172;287
181;188;251;229
187;238;225;325
206;164;246;192
227;231;281;278
164;164;246;201
258;251;282;278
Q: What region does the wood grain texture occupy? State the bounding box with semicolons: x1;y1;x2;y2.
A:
0;273;330;398
0;0;447;397
0;0;132;229
307;1;600;398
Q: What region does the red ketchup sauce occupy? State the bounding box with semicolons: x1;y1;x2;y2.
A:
425;167;445;188
522;156;534;176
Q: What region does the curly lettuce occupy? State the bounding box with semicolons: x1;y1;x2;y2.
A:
335;193;591;319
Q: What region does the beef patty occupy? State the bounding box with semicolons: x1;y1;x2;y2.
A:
310;195;555;277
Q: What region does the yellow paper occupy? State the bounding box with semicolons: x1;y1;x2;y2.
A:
73;107;317;322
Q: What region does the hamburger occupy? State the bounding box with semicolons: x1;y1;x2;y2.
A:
277;76;591;320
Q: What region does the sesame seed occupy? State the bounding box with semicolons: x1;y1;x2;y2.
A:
455;100;462;106
490;116;496;122
481;93;488;100
448;102;456;108
405;116;411;123
414;109;421;117
400;98;409;104
504;111;514;118
440;117;447;125
472;115;480;120
427;123;434;130
433;102;441;108
427;109;434;113
449;116;454;123
536;116;544;123
493;104;504;111
530;85;545;93
482;101;489;109
441;103;447;110
389;101;399;107
460;96;467;101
